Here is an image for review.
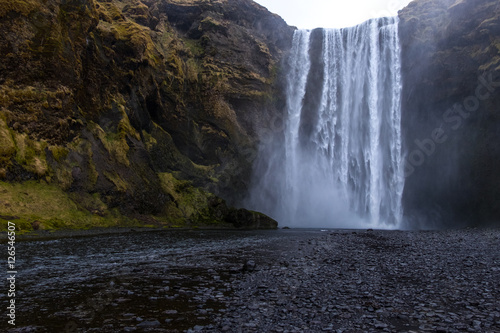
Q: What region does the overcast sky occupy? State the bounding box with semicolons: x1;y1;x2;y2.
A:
254;0;414;29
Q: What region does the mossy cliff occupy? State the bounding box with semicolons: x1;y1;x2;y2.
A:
0;0;291;232
399;0;500;227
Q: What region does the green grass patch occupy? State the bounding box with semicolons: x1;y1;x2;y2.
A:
0;181;133;233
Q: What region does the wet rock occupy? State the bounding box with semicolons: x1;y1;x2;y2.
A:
243;260;256;272
136;320;161;328
163;310;178;315
31;221;41;230
227;208;278;230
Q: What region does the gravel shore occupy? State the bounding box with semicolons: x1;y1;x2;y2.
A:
215;229;500;333
4;228;500;333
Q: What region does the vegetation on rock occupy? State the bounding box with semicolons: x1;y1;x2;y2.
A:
0;0;291;232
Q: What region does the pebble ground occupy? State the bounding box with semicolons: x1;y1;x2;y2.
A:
4;228;500;333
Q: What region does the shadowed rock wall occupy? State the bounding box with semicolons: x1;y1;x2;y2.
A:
399;0;500;228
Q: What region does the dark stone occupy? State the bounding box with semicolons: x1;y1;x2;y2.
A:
31;221;41;230
226;208;278;229
242;260;256;273
136;319;161;328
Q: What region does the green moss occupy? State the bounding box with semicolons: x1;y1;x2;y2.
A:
53;165;73;191
97;1;124;22
69;192;109;216
114;20;160;65
90;121;130;166
167;52;185;80
49;145;69;162
0;181;132;232
186;58;202;83
0;117;16;170
157;172;228;226
191;161;216;179
184;39;204;57
157;28;176;53
13;132;49;177
122;2;149;23
0;217;32;234
158;172;202;218
96;2;161;66
87;156;99;186
0;85;50;107
256;40;271;58
103;171;128;192
0;0;41;17
142;130;158;150
30;24;65;57
0;86;72;132
200;16;227;34
115;102;141;140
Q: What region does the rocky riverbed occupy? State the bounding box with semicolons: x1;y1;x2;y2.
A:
3;228;500;332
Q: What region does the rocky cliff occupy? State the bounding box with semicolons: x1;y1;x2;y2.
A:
0;0;292;231
399;0;500;227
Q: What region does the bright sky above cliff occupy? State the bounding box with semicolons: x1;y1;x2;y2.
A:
254;0;414;29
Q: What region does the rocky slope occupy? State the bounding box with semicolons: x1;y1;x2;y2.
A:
399;0;500;228
0;0;293;231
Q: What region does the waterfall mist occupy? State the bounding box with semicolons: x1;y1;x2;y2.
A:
247;17;404;229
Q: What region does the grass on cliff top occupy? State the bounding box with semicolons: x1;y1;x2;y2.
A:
0;181;134;233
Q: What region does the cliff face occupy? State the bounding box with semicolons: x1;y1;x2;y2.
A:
0;0;292;230
399;0;500;227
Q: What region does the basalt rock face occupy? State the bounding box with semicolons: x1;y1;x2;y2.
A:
399;0;500;228
0;0;292;229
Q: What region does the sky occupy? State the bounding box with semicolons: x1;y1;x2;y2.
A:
254;0;414;29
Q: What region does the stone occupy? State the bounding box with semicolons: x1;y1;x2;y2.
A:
243;260;256;273
164;310;178;315
137;320;161;328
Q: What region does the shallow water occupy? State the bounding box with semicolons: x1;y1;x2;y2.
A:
2;229;319;332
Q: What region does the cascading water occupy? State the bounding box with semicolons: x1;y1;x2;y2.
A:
248;17;404;229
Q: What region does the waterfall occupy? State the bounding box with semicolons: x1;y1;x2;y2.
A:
248;17;404;229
